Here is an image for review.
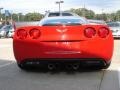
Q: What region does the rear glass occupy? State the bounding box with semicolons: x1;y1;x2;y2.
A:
41;19;85;25
48;13;60;17
62;13;73;16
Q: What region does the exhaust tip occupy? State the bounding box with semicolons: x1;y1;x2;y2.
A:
48;64;55;70
72;64;79;70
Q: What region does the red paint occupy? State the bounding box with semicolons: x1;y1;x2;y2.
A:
13;25;114;64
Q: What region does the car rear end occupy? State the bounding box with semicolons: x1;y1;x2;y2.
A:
13;24;113;69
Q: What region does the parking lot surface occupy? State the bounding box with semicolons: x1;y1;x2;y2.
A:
0;38;120;90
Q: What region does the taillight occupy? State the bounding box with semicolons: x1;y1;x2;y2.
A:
84;28;96;38
29;28;41;39
98;28;109;38
17;29;27;39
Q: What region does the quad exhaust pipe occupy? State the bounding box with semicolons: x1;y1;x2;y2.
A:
72;64;79;70
66;64;79;70
48;64;55;70
48;63;79;70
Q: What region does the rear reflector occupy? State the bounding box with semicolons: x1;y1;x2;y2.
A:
84;28;96;38
98;28;109;38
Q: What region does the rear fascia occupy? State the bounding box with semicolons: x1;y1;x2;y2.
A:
13;25;114;63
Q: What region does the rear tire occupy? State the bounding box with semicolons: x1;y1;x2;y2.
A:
96;62;111;70
91;62;111;70
102;62;111;69
17;62;29;70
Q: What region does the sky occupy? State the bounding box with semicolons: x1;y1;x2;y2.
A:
0;0;120;14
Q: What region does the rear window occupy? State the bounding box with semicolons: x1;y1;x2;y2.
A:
48;12;74;17
48;13;60;17
62;13;73;16
40;18;85;26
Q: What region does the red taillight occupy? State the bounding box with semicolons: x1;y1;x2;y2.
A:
29;29;41;39
17;29;27;39
98;28;109;38
84;28;96;38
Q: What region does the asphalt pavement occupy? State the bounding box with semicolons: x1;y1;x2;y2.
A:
0;38;120;90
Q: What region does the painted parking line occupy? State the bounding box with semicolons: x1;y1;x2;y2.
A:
118;68;120;88
0;62;14;68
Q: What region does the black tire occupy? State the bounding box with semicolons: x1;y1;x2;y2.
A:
90;62;111;70
17;62;29;70
102;62;111;69
96;62;111;70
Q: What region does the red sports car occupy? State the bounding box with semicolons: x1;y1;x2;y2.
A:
13;16;114;70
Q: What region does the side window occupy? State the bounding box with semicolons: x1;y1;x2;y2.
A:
62;13;73;16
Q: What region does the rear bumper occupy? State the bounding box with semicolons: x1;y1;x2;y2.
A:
13;38;113;63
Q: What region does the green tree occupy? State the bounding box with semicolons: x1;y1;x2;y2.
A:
69;8;95;19
116;10;120;21
12;13;18;21
24;13;43;21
